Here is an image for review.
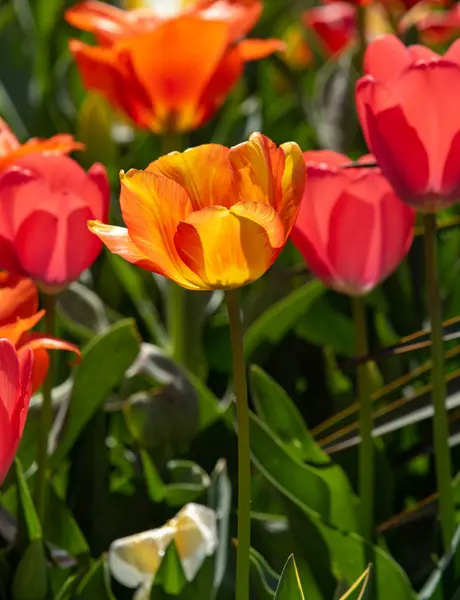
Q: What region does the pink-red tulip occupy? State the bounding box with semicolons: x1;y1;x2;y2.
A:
0;154;109;292
356;35;460;212
0;339;33;485
291;151;415;295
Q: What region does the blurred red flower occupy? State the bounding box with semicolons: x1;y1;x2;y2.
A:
0;274;80;393
303;2;356;56
291;151;415;295
66;1;283;133
0;119;83;174
356;35;460;212
0;339;33;485
0;154;109;291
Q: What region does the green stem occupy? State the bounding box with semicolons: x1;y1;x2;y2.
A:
225;290;250;600
352;295;374;544
35;293;56;523
423;213;455;552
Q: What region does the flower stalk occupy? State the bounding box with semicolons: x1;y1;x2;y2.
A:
423;212;455;552
226;289;251;600
35;293;56;523
352;295;374;544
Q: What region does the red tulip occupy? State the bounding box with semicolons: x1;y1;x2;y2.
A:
0;118;83;174
0;273;80;392
291;151;415;295
303;3;356;56
356;35;460;212
0;154;109;292
0;339;33;485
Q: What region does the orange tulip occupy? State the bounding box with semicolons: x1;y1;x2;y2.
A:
0;274;80;393
66;1;283;134
89;133;305;290
66;0;263;44
0;119;83;174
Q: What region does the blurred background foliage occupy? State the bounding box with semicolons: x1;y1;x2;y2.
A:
1;0;460;599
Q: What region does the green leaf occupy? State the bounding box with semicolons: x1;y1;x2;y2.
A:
294;297;355;357
141;450;166;503
75;558;115;600
12;539;48;600
163;460;211;507
208;459;232;594
44;485;89;559
249;365;328;464
51;319;140;466
250;412;358;531
244;281;325;360
250;413;416;600
275;556;304;600
249;546;279;600
57;282;109;340
419;526;460;600
151;541;188;597
14;458;41;546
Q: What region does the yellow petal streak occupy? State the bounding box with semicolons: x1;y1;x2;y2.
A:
174;201;284;289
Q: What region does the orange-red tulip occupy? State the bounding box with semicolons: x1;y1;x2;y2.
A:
66;1;283;134
66;0;263;45
292;151;415;296
0;119;83;174
0;339;33;485
0;274;80;393
89;133;305;290
0;154;109;291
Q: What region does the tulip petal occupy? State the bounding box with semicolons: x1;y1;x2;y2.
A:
14;211;58;285
0;339;19;415
14;349;33;437
229;133;305;236
126;17;230;129
0;311;45;347
196;46;244;128
199;0;262;41
0;274;38;327
88;222;165;272
119;170;203;288
363;34;410;81
109;527;175;588
445;37;460;65
66;0;137;42
20;333;81;363
237;38;285;61
147;144;235;210
355;78;430;205
174;201;284;289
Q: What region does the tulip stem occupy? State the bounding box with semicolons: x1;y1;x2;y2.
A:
225;289;250;600
35;293;56;524
352;295;374;544
423;212;455;552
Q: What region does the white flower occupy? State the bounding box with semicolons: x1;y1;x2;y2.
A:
108;503;218;597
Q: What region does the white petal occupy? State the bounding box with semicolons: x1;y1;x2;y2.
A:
108;526;175;588
170;503;218;582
